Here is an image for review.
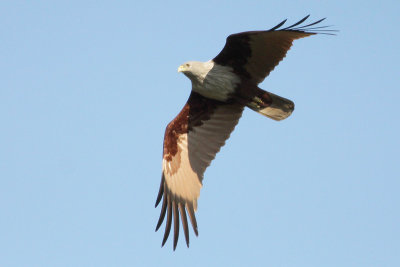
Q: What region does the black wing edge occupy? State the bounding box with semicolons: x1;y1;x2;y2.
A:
269;15;338;35
155;174;199;250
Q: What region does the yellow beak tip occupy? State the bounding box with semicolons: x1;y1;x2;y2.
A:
177;65;185;73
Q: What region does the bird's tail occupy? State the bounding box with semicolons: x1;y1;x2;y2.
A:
245;87;294;121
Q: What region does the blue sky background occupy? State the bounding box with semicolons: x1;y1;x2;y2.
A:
1;1;399;266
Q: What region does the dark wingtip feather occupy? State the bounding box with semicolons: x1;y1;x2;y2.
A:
179;202;190;248
187;203;198;236
155;189;167;232
161;196;172;247
271;16;337;35
295;17;326;29
155;174;164;208
282;15;310;30
172;201;180;251
268;18;287;31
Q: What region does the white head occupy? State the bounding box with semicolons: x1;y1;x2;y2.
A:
178;61;214;84
177;60;239;101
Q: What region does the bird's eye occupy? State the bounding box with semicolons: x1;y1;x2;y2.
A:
185;63;190;67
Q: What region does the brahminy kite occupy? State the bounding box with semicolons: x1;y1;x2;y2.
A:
155;15;335;250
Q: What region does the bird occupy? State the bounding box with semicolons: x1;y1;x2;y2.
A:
155;15;335;250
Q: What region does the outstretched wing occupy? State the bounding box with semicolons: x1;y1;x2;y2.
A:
155;92;244;250
213;15;335;84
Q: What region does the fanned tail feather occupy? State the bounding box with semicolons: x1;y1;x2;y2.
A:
246;87;294;121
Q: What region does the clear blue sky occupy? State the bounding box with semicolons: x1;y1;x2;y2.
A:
1;1;399;266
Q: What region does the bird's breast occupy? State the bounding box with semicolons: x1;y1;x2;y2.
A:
192;64;240;102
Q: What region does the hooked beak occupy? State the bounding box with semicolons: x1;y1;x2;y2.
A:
177;65;185;73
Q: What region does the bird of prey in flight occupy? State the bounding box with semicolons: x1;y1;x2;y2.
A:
155;15;334;250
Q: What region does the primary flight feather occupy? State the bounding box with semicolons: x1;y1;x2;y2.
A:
155;15;335;250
